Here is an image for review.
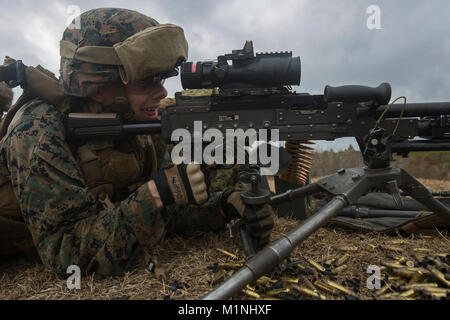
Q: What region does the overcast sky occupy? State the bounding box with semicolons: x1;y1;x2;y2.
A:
1;0;449;151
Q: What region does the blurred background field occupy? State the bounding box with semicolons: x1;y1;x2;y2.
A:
310;148;449;181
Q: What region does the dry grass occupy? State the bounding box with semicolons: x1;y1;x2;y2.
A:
1;178;449;300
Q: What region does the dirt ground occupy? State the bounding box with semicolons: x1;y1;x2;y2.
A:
0;178;449;300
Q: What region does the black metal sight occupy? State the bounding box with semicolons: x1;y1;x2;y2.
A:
180;41;301;89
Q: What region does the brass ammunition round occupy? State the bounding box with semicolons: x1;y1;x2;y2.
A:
406;260;415;268
399;289;415;298
403;283;438;290
215;248;239;259
379;292;399;299
246;284;256;291
413;248;432;253
325;280;354;296
218;263;244;269
281;277;300;284
393;268;416;279
293;285;326;300
376;285;392;296
333;264;348;273
301;277;317;292
265;288;290;297
428;267;450;288
381;262;404;269
391;240;406;245
307;259;326;272
243;289;261;299
314;281;339;295
336;253;350;266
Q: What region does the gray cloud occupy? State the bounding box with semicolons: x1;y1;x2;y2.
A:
1;0;449;151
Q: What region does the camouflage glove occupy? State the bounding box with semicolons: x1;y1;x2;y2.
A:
221;189;275;249
152;164;209;207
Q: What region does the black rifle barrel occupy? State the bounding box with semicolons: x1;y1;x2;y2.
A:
202;195;348;300
337;206;433;218
376;102;450;117
391;139;450;153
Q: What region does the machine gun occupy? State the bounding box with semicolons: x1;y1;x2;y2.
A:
3;41;450;299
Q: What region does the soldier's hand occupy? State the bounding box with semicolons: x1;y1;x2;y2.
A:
221;190;274;250
151;163;209;207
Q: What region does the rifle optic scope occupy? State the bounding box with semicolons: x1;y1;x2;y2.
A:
180;41;301;90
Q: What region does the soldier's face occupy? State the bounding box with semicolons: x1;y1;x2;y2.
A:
125;81;168;122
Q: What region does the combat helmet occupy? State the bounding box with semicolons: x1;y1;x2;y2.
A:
0;82;13;112
60;8;188;98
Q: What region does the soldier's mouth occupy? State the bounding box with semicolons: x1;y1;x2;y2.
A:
142;108;158;119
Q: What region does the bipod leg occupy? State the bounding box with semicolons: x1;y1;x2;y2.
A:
399;169;450;222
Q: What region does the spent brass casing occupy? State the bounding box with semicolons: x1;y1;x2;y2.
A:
336;253;350;266
246;284;256;291
292;285;326;300
325;258;336;265
421;287;450;293
428;267;450;288
243;289;261;299
413;248;432;253
338;246;358;252
401;283;438;290
381;262;405;269
333;264;348;273
307;258;326;272
379;292;400;299
399;289;416;298
325;280;354;296
392;256;407;264
387;276;402;282
218;263;244;269
408;272;424;284
406;260;415;268
301;277;317;292
314;281;339;295
265;288;290;297
376;285;392;296
393;268;417;279
391;240;406;245
281;277;300;284
215;248;239;259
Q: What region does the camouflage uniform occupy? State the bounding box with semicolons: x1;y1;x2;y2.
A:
0;8;238;276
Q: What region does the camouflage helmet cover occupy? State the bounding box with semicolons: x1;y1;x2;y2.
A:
0;82;13;111
60;8;159;97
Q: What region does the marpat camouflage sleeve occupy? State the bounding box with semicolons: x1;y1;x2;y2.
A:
1;100;166;275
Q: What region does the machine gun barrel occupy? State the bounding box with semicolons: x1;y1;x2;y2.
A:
376;102;450;117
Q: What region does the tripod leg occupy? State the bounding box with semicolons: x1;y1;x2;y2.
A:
400;169;450;222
